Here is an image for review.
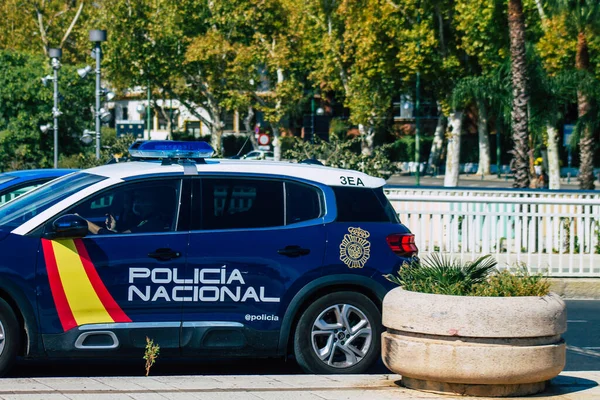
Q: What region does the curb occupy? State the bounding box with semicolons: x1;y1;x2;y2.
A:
550;278;600;299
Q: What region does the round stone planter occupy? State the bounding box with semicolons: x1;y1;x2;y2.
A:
381;288;566;397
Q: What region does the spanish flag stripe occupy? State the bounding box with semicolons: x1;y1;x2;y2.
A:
51;240;114;325
41;239;78;331
74;239;131;323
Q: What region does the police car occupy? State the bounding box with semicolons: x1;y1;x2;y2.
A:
0;141;417;376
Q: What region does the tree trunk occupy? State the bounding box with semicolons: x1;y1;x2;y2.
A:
358;124;375;156
272;68;284;162
534;0;547;24
546;123;561;190
476;101;491;175
272;127;281;161
508;0;531;188
242;106;259;150
444;112;463;187
427;113;446;174
576;32;595;190
210;110;223;153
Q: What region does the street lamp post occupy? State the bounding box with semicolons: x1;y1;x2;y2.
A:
496;117;501;178
147;82;152;139
415;71;421;186
310;96;315;143
49;48;62;169
90;29;107;159
414;7;421;186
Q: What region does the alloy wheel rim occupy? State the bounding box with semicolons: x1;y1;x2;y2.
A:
0;319;5;357
310;304;372;368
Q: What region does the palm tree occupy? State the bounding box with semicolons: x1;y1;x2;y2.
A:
508;0;531;188
547;0;600;189
453;76;495;176
528;55;579;190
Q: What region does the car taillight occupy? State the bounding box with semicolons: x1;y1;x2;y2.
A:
386;233;418;257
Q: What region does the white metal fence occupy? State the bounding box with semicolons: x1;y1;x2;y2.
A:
384;187;600;277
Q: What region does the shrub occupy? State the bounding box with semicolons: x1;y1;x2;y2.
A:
385;254;550;297
283;135;398;179
471;267;550;297
384;254;497;296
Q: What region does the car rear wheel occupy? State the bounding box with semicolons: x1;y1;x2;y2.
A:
293;291;381;374
0;298;19;377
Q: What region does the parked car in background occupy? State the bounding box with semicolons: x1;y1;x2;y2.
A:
0;169;76;206
242;150;274;160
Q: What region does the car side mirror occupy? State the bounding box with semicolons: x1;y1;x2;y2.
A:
45;214;88;239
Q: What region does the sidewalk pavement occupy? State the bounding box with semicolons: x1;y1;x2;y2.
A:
0;371;598;400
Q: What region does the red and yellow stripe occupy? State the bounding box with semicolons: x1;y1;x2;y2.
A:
42;238;131;331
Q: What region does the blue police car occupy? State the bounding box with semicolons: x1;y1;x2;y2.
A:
0;141;417;376
0;169;76;206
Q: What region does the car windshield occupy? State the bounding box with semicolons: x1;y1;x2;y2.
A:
0;172;106;229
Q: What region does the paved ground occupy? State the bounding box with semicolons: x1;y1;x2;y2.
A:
386;173;600;189
0;372;598;399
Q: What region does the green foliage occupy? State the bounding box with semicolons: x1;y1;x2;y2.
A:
143;336;160;377
385;254;497;296
389;135;433;162
385;254;551;297
59;133;137;169
283;135;397;179
0;0;95;63
471;267;550;297
0;50;94;171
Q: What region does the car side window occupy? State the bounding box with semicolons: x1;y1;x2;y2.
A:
194;178;284;230
0;183;45;205
66;179;182;234
285;182;323;224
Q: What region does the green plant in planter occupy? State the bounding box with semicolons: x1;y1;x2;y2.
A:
471;267;550;297
385;254;550;297
384;254;497;296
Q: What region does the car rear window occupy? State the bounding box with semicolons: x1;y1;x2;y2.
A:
332;186;398;223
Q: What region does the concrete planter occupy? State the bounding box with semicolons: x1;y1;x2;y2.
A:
382;288;566;397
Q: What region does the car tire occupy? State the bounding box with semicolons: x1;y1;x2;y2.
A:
0;298;19;377
293;291;381;374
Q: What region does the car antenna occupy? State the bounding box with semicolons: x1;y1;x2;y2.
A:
235;134;252;157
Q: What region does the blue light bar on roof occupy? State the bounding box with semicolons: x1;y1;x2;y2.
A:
128;140;214;159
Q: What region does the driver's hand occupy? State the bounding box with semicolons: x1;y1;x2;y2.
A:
105;214;117;231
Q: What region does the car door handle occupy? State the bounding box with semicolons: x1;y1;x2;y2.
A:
277;245;310;257
148;248;181;261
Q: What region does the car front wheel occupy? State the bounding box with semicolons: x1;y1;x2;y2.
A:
293;291;381;374
0;298;19;377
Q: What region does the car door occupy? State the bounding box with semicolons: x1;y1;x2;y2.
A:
180;176;327;356
36;177;190;356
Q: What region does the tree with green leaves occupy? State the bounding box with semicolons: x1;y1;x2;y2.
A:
546;0;600;189
452;76;494;176
0;50;94;171
0;0;93;63
295;0;410;156
453;0;511;178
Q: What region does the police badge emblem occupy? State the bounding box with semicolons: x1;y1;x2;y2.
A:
339;227;371;268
